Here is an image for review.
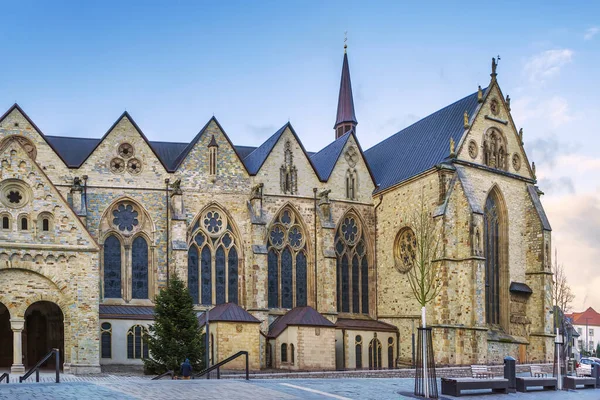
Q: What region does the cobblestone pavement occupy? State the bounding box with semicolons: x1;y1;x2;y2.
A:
1;376;600;399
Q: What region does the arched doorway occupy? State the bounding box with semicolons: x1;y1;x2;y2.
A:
23;301;64;368
0;303;12;367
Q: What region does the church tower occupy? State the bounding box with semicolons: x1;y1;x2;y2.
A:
334;44;357;139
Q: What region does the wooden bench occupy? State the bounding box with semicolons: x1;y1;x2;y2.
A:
530;365;548;377
564;376;596;390
470;365;494;379
441;377;509;397
515;376;557;392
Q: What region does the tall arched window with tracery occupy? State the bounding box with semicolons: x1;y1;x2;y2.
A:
335;212;369;314
188;207;239;305
267;206;308;309
103;235;122;298
484;188;507;327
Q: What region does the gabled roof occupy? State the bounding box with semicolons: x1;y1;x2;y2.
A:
77;111;171;172
267;306;334;338
365;89;484;193
243;122;322;179
335;318;398;332
335;52;357;127
310;130;352;180
197;303;260;326
566;307;600;327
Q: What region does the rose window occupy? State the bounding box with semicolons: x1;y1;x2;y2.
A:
118;143;134;159
110;158;125;173
203;210;224;235
112;203;139;232
341;217;359;245
269;225;285;247
127;158;142;174
7;190;22;204
288;226;303;248
394;228;416;273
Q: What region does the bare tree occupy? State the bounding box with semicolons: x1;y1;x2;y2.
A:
552;249;575;319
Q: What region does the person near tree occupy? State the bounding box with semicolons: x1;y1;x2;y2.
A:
180;358;192;380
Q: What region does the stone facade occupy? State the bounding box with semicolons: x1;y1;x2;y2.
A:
0;56;554;374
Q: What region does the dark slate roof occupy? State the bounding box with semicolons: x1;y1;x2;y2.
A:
243;123;288;175
335;52;357;127
335;318;398;332
99;305;155;320
527;185;552;231
45;135;101;167
150;140;188;169
234;145;257;159
365;89;484;193
509;282;533;295
197;303;260;326
310;131;351;180
267;306;334;338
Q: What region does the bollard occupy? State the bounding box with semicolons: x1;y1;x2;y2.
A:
504;356;516;393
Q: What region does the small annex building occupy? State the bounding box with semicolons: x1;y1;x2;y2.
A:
335;318;398;370
198;302;261;370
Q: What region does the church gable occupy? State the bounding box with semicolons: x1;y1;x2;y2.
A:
78;112;169;188
0;138;97;250
325;134;375;204
253;125;320;196
0;105;71;180
175;117;248;188
456;83;534;180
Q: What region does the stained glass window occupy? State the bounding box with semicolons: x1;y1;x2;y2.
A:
355;335;363;369
127;325;148;359
112;203;139;232
335;213;369;314
187;208;239;305
103;235;121;298
267;207;308;309
101;323;112;359
132;236;148;299
485;193;501;325
281;343;288;362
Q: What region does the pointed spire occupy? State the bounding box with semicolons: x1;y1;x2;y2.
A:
334;42;357;139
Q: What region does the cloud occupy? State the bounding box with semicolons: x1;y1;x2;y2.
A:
245;124;278;141
526;136;577;169
512;95;576;128
538;176;575;195
524;49;574;85
584;27;599;41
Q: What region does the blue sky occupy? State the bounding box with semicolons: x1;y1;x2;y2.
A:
1;1;599;311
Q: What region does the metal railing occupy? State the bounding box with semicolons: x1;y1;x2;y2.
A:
151;370;174;380
19;348;60;383
193;351;249;380
0;372;8;384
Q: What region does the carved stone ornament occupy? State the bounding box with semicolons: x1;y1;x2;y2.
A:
512;153;521;171
1;136;37;160
110;157;125;173
394;227;416;273
468;140;478;159
344;145;359;167
0;179;32;209
118;142;134;159
490;98;500;116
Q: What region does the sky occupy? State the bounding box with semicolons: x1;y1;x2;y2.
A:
0;1;599;312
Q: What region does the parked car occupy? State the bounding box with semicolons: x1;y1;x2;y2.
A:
577;358;596;376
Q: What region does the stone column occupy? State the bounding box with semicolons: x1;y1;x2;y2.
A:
10;317;25;374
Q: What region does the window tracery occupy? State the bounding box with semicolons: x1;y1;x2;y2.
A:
101;322;112;359
393;227;416;273
355;335;363;369
280;140;298;195
127;324;149;359
484;189;507;327
335;212;369;314
267;207;308;309
483;128;508;170
188;207;239;305
368;337;382;370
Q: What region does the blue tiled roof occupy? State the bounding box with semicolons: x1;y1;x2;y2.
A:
365;90;483;193
243;123;288;175
234;145;257;159
45;135;100;167
149;141;188;169
310;131;351;180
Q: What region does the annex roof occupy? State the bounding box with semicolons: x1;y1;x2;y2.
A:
364;89;484;193
197;303;260;326
99;304;155;320
267;306;334;338
566;307;600;327
335;318;398;332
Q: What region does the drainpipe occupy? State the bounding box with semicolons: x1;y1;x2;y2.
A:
342;328;346;370
165;178;170;286
374;194;383;317
82;175;88;229
313;188;318;310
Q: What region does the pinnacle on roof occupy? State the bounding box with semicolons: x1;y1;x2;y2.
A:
334;48;357;139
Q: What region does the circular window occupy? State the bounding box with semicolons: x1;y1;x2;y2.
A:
0;180;32;209
110;158;125;173
118;143;134;159
203;209;225;236
394;227;416;273
112;203;139;232
512;153;521;171
468;140;478;159
341;217;360;245
127;158;142;174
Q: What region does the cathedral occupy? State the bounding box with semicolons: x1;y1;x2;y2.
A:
0;47;554;374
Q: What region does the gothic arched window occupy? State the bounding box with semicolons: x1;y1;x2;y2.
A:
483;128;508;170
387;337;394;369
188;208;239;305
104;235;122;298
132;236;149;299
281;343;288;363
267;207;308;309
127;325;149;359
101;322;112;359
335;213;369;314
346;169;358;200
484;189;506;326
355;335;363;369
369;337;382;370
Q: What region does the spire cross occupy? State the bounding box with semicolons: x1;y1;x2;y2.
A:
344;31;348;52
